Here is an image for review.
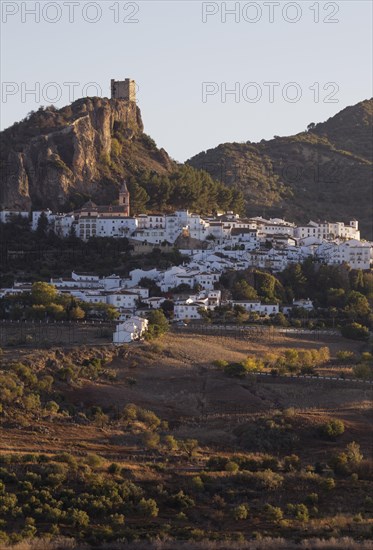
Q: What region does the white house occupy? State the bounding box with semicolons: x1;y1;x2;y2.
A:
194;271;220;290
113;316;149;344
106;290;142;310
315;240;371;270
54;214;75;237
230;300;279;316
174;301;207;320
96;216;137;238
143;297;166;309
294;220;360;241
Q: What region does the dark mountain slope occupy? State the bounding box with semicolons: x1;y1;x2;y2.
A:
188;99;373;238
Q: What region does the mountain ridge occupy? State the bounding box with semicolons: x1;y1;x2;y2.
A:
188;98;373;238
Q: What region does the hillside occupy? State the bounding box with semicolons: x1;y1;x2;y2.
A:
0;97;170;211
188;99;373;238
0;332;372;548
0;98;242;215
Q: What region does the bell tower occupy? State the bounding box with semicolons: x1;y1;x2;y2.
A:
119;181;130;216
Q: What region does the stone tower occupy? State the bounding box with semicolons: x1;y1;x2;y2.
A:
119;181;130;216
111;79;136;102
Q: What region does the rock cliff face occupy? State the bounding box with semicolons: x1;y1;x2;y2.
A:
188;99;373;239
0;97;175;211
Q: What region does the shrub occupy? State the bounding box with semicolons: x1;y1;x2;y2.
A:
321;477;335;491
345;441;363;467
233;504;250;520
319;420;345;440
337;351;355;362
108;463;121;474
22;393;41;411
169;490;195;510
225;461;239;473
138;497;159;518
306;493;319;505
263;504;283;522
45;401;59;414
142;432;160;450
224;362;248;378
180;439;198;457
248;469;284;491
110;513;125;526
191;476;204;491
163;435;178;451
69;508;90;528
283;454;301;472
287;503;309;522
85;454;104;469
353;363;373;380
341;323;369;341
137;408;161;430
213;359;229;369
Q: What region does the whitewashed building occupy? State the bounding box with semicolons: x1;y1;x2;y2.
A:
113;316;149;344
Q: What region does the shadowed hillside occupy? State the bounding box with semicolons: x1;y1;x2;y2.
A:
188;99;373;238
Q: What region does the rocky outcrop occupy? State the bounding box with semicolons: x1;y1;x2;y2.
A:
0;97;174;211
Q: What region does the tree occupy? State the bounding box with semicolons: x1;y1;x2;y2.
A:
31;282;58;306
273;312;289;327
47;303;65;320
349;269;364;293
36;211;49;237
70;306;85;320
146;309;169;338
344;291;370;319
232;280;258;300
282;263;307;298
255;271;277;301
345;441;363;467
161;299;174;319
128;180;149;214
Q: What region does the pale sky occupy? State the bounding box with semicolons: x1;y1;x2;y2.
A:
1;1;372;161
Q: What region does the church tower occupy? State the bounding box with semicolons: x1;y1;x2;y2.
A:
119;181;130;216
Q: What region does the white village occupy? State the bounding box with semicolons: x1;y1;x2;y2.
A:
1;181;372;344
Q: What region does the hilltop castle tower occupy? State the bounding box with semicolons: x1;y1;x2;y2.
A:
111;79;136;102
119;180;130;216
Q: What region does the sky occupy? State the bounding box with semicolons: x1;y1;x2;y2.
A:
1;1;372;162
